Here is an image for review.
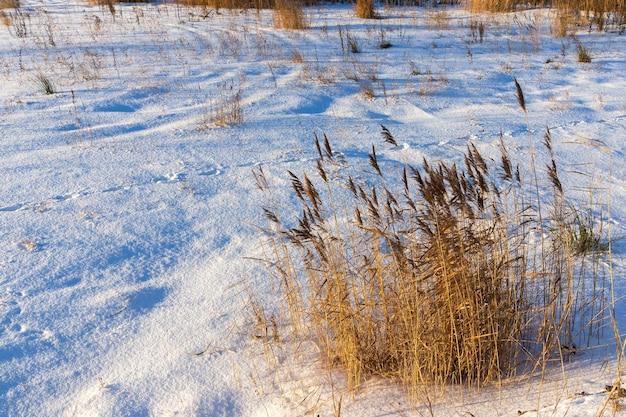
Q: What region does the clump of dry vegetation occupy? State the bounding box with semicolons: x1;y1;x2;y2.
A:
254;85;610;397
554;0;626;31
273;0;308;30
0;0;19;9
359;81;375;99
85;0;149;5
576;43;592;62
205;80;243;127
87;0;149;3
469;0;625;31
355;0;377;19
469;0;542;12
35;72;55;95
172;0;267;11
553;10;575;36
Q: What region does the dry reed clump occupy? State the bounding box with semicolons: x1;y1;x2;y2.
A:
164;0;324;11
85;0;149;4
273;0;308;30
213;83;243;126
553;0;626;31
469;0;625;31
199;80;243;128
355;0;377;19
468;0;545;12
0;0;19;9
576;43;592;62
173;0;212;5
359;81;375;99
0;0;21;31
172;0;259;9
553;10;575;37
254;120;609;395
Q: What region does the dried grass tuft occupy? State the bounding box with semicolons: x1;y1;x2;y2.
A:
468;0;625;32
576;44;592;63
0;0;19;9
355;0;377;19
199;80;243;129
255;120;611;398
36;73;55;95
274;0;308;30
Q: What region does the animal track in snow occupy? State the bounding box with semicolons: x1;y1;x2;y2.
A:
0;170;198;215
0;203;25;212
0;290;25;337
153;172;187;184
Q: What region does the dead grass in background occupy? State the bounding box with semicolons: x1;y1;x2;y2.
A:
0;0;19;9
273;0;308;30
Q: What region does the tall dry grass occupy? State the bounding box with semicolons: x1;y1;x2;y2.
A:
206;80;243;127
468;0;546;12
469;0;625;31
273;0;308;29
1;1;26;35
254;86;611;397
85;0;149;4
84;0;327;10
355;0;377;19
0;0;19;9
553;0;626;31
172;0;270;9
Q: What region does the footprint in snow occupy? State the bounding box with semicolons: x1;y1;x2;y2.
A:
154;172;187;184
199;166;222;176
0;290;25;337
52;191;88;202
127;286;168;314
102;184;130;193
0;203;24;212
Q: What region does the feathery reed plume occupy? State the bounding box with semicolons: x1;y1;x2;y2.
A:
288;170;305;201
514;77;526;113
323;133;333;160
317;159;328;183
252;166;269;191
543;127;562;195
499;132;514;182
347;176;357;197
263;208;280;224
315;133;324;160
381;124;398;146
369;145;383;177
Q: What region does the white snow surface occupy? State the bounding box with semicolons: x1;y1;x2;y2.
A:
1;1;625;416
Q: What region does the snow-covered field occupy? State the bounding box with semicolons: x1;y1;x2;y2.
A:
1;1;625;415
